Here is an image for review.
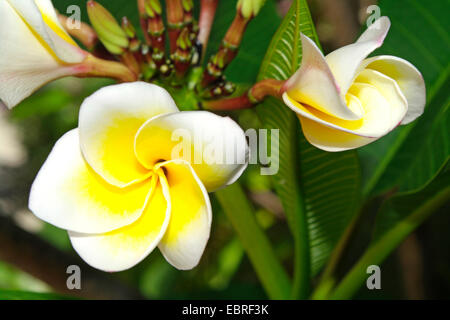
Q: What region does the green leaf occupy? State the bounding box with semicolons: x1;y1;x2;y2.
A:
256;0;361;285
372;159;450;242
331;159;450;299
360;0;450;196
0;289;77;300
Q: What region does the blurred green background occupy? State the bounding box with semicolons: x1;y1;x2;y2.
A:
0;0;448;299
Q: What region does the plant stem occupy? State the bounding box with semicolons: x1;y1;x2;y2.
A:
202;79;285;110
329;187;450;300
74;54;137;82
166;0;185;53
310;207;361;299
291;199;310;300
198;0;218;59
215;183;291;299
201;8;253;88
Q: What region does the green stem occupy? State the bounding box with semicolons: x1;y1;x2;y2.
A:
215;183;291;299
329;187;450;300
310;208;360;299
291;214;310;300
289;124;310;300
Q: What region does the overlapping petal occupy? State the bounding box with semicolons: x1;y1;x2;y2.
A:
29;129;153;234
283;80;404;151
79;82;179;187
325;16;391;95
69;175;171;272
361;55;426;124
156;160;212;270
135;111;248;192
284;34;360;120
283;16;425;152
0;0;84;109
6;0;85;63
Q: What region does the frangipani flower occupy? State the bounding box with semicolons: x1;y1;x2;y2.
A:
29;82;248;272
0;0;135;109
282;17;426;151
0;0;87;108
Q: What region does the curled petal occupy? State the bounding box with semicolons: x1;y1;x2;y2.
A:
79;82;179;188
135;111;249;192
362;55;426;124
283;81;405;151
298;116;376;152
7;0;85;63
355;69;407;130
325;16;391;95
157;160;212;270
0;0;81;108
284;34;360;120
29;129;153;234
69;175;171;272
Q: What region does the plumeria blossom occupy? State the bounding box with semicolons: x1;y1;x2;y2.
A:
29;82;249;272
282;17;426;151
0;0;88;109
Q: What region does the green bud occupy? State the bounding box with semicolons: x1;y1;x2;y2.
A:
181;0;193;12
87;1;129;54
213;86;223;96
224;82;236;94
176;28;192;51
145;0;162;18
121;17;136;39
237;0;266;19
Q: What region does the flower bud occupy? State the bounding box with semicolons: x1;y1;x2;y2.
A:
237;0;266;19
87;1;129;55
145;0;163;18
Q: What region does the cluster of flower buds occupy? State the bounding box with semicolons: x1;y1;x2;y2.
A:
61;0;265;96
199;0;265;96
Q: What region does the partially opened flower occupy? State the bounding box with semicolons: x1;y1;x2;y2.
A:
282;17;426;151
29;82;248;272
0;0;135;109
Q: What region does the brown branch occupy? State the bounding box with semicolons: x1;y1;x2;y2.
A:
202;79;285;110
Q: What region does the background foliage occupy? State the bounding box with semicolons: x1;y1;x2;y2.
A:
0;0;448;300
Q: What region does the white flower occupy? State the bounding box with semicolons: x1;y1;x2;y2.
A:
282;17;426;151
0;0;87;109
29;82;248;272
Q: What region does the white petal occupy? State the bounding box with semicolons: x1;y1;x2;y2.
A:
157;160;212;270
79;82;179;188
0;0;78;108
361;55;426;124
7;0;85;63
29;129;154;234
299;116;376;152
325;16;391;95
355;69;407;130
284;34;360;120
69;176;171;272
284;81;402;140
135;111;249;192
